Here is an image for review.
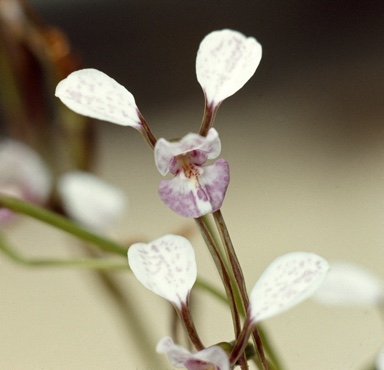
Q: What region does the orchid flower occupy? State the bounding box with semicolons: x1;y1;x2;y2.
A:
157;337;230;370
312;262;384;307
57;171;127;233
0;139;51;223
155;128;229;218
55;29;261;218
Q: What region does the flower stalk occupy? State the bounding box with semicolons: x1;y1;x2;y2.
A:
0;194;127;256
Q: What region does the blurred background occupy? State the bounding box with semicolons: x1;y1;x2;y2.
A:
1;0;384;369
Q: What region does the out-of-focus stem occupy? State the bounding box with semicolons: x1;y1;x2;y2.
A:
0;194;127;256
0;234;128;270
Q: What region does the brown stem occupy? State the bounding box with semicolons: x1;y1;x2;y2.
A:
213;210;269;370
194;217;241;338
229;316;254;365
138;110;157;149
177;299;205;351
198;96;220;137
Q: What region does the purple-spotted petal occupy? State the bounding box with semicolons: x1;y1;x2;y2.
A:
196;29;262;106
313;262;384;306
249;252;329;323
157;337;230;370
155;128;221;176
127;235;197;308
158;158;229;218
57;171;127;232
198;159;230;212
55;69;141;128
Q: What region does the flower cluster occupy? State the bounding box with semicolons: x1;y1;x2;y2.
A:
0;4;381;367
54;29;332;370
55;29;262;219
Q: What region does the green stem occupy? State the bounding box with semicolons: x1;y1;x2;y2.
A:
195;278;227;305
257;326;283;370
195;217;243;359
84;246;162;370
0;234;128;270
213;210;248;310
195;217;241;332
213;210;268;370
0;195;127;256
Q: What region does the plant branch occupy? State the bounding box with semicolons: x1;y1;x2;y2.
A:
0;194;127;256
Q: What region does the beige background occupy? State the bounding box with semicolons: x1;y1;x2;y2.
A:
1;0;384;369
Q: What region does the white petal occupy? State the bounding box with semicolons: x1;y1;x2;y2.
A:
128;235;197;308
0;139;51;205
156;337;192;367
249;252;329;323
55;69;141;128
155;128;221;176
157;337;230;370
57;171;127;232
313;262;384;306
196;29;262;106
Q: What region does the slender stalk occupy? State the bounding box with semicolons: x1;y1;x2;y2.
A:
257;326;283;370
178;298;205;351
213;210;248;306
195;217;241;338
0;234;128;270
213;210;268;370
0;195;127;256
195;278;227;305
84;246;161;370
229;316;255;365
138;111;157;149
201;214;230;271
198;97;220;137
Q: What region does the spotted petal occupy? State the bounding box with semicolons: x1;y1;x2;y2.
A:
196;29;262;106
55;69;141;128
157;337;230;370
249;252;329;323
158;158;229;218
155;128;221;176
57;171;127;232
313;262;384;306
127;235;197;309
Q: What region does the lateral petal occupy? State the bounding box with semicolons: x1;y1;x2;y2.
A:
55;68;142;128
